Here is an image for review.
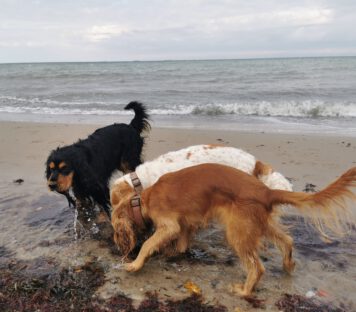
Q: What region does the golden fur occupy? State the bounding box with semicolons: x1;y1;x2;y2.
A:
111;163;356;297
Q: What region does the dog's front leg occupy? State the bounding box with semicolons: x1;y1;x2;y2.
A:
125;220;180;272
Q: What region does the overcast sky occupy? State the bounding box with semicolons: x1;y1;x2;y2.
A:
1;0;356;63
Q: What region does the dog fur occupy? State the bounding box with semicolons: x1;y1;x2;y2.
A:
46;101;150;217
111;164;356;297
110;144;292;253
111;144;293;192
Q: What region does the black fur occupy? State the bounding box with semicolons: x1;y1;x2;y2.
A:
45;101;150;218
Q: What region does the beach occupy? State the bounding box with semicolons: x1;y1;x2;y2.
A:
1;120;355;311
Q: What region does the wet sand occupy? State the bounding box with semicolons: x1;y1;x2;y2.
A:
0;121;355;311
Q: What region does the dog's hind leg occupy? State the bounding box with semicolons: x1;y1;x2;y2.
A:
235;251;265;297
125;218;181;272
120;142;143;172
163;225;193;257
176;225;193;253
266;220;295;274
226;217;265;297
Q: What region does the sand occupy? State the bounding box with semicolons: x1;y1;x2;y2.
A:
0;120;355;311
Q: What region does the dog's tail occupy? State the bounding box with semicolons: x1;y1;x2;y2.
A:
270;167;356;239
125;101;151;134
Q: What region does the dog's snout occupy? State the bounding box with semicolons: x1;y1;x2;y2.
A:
48;183;56;191
49;172;58;181
48;172;58;191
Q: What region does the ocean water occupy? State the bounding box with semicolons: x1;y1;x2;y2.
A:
0;57;356;135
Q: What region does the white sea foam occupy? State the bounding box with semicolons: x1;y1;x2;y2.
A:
190;101;356;118
1;98;356;118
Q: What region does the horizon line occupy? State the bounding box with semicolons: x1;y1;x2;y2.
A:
1;55;356;65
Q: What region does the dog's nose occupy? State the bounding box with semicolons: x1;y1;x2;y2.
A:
48;183;57;191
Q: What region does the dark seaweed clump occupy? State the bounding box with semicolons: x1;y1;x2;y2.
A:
0;257;227;311
275;293;347;312
0;257;105;311
163;293;227;312
243;296;266;309
107;293;227;312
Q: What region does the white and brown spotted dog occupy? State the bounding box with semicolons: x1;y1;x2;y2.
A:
110;145;292;251
111;144;292;192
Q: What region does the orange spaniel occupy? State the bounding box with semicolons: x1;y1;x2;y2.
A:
111;164;356;297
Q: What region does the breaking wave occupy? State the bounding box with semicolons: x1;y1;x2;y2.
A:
1;95;355;118
190;101;356;118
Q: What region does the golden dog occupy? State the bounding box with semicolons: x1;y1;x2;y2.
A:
111;164;356;297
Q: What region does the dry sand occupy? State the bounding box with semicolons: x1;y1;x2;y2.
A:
0;120;355;311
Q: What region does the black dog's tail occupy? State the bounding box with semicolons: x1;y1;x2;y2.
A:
124;101;151;134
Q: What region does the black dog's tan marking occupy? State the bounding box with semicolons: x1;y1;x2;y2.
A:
47;162;73;192
45;101;150;218
58;161;67;169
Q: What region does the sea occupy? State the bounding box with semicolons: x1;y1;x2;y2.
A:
1;57;356;136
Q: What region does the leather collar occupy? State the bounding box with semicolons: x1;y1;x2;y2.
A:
130;172;143;194
129;172;146;230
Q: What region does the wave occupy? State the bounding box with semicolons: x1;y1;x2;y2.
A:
1;95;356;118
190;101;356;118
0;95;118;107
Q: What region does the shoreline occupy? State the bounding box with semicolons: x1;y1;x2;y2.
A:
1;113;356;138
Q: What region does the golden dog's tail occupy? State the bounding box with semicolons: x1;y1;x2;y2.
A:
270;167;356;239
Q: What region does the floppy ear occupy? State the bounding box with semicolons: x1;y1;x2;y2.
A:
45;151;55;179
112;216;137;256
253;160;273;178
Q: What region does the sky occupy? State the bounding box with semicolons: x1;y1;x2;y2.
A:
0;0;356;63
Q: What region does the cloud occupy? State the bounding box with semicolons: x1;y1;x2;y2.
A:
82;7;334;42
276;8;333;25
0;1;355;62
85;24;128;42
207;8;333;32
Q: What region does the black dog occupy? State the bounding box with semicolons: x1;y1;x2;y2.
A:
46;101;150;218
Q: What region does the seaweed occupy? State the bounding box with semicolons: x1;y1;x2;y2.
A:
275;293;346;312
0;257;227;312
140;292;227;312
243;296;266;309
0;257;105;311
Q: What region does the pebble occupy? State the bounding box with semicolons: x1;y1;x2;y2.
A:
305;290;316;298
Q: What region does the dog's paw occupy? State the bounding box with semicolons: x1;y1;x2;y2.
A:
229;283;250;297
283;259;296;274
125;261;143;272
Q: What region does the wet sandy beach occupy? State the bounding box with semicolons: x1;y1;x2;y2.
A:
1;121;355;311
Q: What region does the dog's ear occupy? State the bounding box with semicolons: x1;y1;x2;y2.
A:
45;161;51;179
45;151;55;178
72;155;98;189
253;160;273;178
112;216;137;256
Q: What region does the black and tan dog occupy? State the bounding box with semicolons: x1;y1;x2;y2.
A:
46;101;150;218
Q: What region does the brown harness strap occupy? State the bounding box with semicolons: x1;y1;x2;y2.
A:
129;172;146;230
